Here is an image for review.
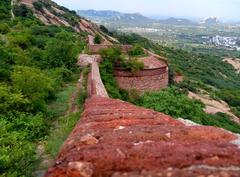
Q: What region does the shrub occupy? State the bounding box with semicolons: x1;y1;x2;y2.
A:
100;58;122;99
11;66;54;111
94;34;102;44
0;118;37;176
0;84;29;115
100;25;109;34
0;23;10;34
44;31;79;69
13;4;32;18
10;32;35;50
33;1;44;11
128;44;145;56
99;47;121;62
122;58;144;73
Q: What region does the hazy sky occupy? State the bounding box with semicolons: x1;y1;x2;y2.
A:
52;0;240;21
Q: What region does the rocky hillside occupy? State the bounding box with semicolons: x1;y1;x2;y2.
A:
16;0;115;42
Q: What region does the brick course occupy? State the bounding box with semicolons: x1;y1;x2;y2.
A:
114;67;169;92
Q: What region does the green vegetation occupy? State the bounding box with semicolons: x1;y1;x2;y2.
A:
45;112;80;158
13;4;33;18
135;87;240;133
99;48;123;99
0;0;11;21
0;1;86;176
99;47;145;98
128;44;145;56
94;34;102;44
33;1;44;11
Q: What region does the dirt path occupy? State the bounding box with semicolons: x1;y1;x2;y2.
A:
33;72;84;177
66;73;83;115
11;0;15;19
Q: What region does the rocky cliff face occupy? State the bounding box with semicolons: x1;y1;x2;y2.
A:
18;0;115;40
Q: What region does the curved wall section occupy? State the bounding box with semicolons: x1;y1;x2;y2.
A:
114;66;169;92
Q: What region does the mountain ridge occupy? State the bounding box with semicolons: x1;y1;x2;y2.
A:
77;9;196;26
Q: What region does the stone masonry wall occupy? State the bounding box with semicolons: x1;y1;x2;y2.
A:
88;34;132;54
87;61;108;98
88;44;132;54
114;67;169;92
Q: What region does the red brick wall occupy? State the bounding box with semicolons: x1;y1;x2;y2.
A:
88;44;132;54
114;67;169;92
87;62;108;97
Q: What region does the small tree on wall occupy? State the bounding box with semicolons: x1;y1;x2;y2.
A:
128;44;145;56
94;34;102;44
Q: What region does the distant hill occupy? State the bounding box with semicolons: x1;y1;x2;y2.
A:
78;10;155;26
77;10;196;26
77;9;121;20
200;17;219;25
159;17;196;25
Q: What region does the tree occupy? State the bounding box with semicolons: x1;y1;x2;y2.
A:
99;47;121;62
44;31;78;69
11;66;54;111
33;1;44;11
0;84;29;115
0;23;10;34
94;34;102;44
100;25;108;34
128;44;145;56
13;4;32;18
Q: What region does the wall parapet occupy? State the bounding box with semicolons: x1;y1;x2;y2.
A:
87;62;108;98
114;67;168;77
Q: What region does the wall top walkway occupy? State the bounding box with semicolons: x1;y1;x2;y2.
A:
46;95;240;177
88;62;108;98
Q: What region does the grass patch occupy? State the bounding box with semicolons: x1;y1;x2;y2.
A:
47;72;80;118
44;112;81;158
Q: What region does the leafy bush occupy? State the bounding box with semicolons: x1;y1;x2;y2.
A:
0;119;37;177
100;58;123;99
44;31;79;69
11;66;54;112
99;47;121;62
94;34;102;44
121;58;144;72
13;4;33;18
0;0;11;21
136;87;204;123
128;44;145;56
10;32;35;50
0;84;29;115
0;23;10;34
33;1;44;11
0;112;47;176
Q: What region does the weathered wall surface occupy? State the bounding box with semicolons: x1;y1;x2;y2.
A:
114;67;169;92
45;96;240;177
88;34;132;53
174;73;184;83
77;54;102;67
88;44;132;54
87;62;108;98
